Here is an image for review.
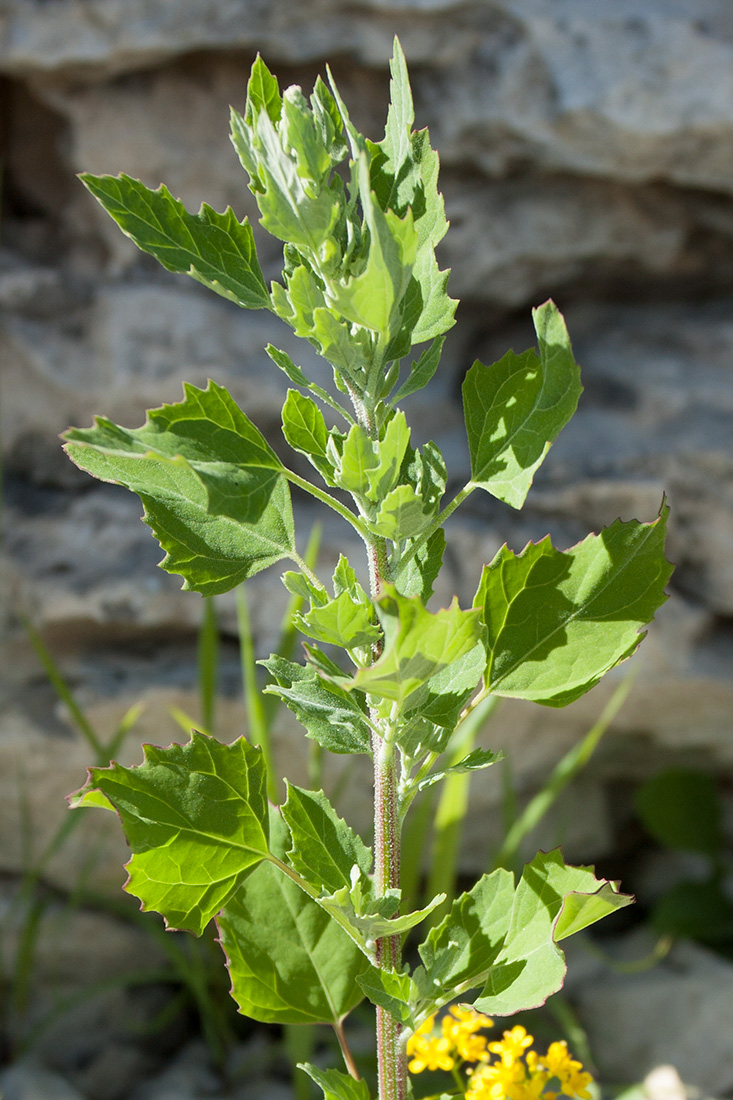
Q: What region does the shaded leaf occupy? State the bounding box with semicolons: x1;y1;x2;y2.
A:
261;656;371;755
393;335;445;403
473;850;633;1017
281;784;372;895
218;809;366;1024
356;967;415;1026
392;528;445;603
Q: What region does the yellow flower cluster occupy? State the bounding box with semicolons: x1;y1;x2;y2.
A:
406;1009;594;1100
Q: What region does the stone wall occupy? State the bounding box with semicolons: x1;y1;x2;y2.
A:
1;2;732;1095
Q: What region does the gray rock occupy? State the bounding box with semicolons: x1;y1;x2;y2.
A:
0;1065;86;1100
574;937;733;1095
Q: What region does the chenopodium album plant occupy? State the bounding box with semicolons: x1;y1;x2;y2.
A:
64;41;672;1100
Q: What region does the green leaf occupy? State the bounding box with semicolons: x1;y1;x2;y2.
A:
356;967;415;1026
299;1064;370;1100
371;485;433;540
322;886;445;942
332;555;369;604
261;656;371;755
244;54;282;126
70;731;269;935
328;156;417;335
416;869;516;994
253;110;343;253
381;38;414;187
64;381;296;596
265;344;311;387
636;769;723;857
218;809;367;1025
413;850;631;1017
281;388;337;483
474;508;672;706
416;641;486;728
336;412;411;503
281;784;372;895
79;173;270;310
392;335;445;403
472;850;632;1017
463;300;582;508
297;591;381;649
337;587;484;715
418;748;503;791
392;528;446;603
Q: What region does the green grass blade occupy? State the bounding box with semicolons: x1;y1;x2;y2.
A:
197;596;220;736
493;674;635;871
22;617;103;756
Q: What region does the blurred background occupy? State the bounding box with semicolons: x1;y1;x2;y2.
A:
1;2;732;1099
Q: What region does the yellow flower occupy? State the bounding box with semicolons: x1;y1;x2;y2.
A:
538;1039;594;1098
488;1024;534;1066
406;1015;455;1074
441;1005;494;1063
467;1059;526;1100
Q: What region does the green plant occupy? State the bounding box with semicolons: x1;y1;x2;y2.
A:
61;41;672;1100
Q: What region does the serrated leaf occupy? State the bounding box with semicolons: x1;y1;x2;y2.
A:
392;528;445;603
261;656;371;755
392;335;445;403
71;731;269;935
218;809;366;1025
80;173;270;311
332;555;368;603
416;869;516;994
474;508;672;706
281;85;332;186
356;967;415;1026
463;300;582;509
64;381;296;596
297;591;381;649
299;1064;371;1100
338;588;484;715
472;850;633;1017
418;748;503;791
281;784;372;895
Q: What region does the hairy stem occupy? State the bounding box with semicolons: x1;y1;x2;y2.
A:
352;390;406;1100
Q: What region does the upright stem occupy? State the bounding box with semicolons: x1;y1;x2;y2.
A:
354;393;407;1100
372;728;406;1100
